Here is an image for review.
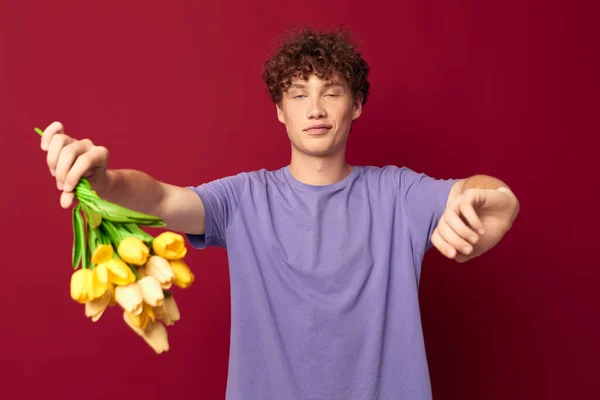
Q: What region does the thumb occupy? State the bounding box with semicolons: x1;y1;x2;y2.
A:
60;191;76;209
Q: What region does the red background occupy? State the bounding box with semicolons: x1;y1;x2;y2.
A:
1;0;598;399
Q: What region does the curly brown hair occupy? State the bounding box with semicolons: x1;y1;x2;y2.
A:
261;26;370;106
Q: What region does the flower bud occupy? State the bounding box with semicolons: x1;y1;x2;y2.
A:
91;244;114;265
85;290;112;322
156;295;181;326
169;259;194;289
118;237;150;266
106;258;136;286
144;256;175;287
70;269;94;304
115;282;143;315
123;312;170;354
138;276;164;307
152;232;187;260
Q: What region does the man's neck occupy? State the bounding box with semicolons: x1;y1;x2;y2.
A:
288;150;353;186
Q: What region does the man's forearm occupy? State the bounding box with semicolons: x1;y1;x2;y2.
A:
99;169;166;217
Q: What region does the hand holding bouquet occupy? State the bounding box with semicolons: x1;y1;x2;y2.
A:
36;124;194;354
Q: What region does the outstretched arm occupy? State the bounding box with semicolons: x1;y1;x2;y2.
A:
40;121;206;235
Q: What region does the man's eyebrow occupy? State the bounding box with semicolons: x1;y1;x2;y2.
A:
288;83;306;89
286;81;344;92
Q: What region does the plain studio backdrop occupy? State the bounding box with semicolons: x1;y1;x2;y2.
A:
1;0;598;399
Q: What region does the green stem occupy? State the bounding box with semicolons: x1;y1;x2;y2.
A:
130;265;141;281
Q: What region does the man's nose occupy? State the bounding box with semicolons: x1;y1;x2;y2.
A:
306;98;327;119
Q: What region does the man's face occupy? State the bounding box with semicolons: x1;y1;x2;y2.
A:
277;73;363;157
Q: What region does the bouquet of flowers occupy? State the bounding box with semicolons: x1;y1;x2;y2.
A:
35;127;194;354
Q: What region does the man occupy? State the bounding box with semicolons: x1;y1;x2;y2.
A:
40;27;519;400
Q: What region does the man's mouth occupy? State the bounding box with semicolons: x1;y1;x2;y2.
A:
305;124;332;134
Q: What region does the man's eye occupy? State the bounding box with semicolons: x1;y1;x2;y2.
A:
294;95;305;99
325;94;339;97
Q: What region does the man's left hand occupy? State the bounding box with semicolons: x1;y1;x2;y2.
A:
431;187;520;262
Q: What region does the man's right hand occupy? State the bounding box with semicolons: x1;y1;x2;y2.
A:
40;121;110;209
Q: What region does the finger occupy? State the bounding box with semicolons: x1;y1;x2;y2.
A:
438;214;473;256
63;145;107;191
55;140;94;189
60;191;76;209
454;253;470;263
46;134;74;180
41;121;65;151
459;202;486;235
444;203;480;245
431;227;457;259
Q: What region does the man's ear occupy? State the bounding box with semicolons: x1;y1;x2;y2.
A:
276;103;285;124
352;93;363;121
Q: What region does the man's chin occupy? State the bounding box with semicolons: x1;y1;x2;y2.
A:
290;137;347;157
297;147;339;157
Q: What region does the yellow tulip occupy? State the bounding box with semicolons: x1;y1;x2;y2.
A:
152;232;187;260
70;269;95;304
126;303;156;330
138;276;164;307
144;256;175;288
123;312;170;354
91;244;113;265
85;290;111;322
115;282;143;315
118;237;150;266
92;263;108;298
106;258;136;286
155;295;180;326
169;259;194;288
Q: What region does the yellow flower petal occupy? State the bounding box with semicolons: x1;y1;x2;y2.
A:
125;303;156;330
70;269;94;304
169;260;194;289
123;312;170;354
156;295;180;326
118;237;150;266
85;291;112;322
106;259;136;286
91;244;114;265
138;276;164;307
91;263;109;299
152;232;187;260
116;283;143;315
145;256;175;286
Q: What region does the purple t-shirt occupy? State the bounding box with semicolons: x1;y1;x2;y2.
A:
186;165;457;400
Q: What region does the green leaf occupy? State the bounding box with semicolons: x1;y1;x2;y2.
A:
34;127;43;136
72;204;85;270
100;219;121;247
82;233;90;270
96;200;160;223
99;229;111;245
79;194;164;226
122;223;154;244
81;203;102;229
74;182;165;227
88;225;102;267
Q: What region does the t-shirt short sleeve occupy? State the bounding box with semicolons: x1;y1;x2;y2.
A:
398;167;459;254
185;172;249;249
